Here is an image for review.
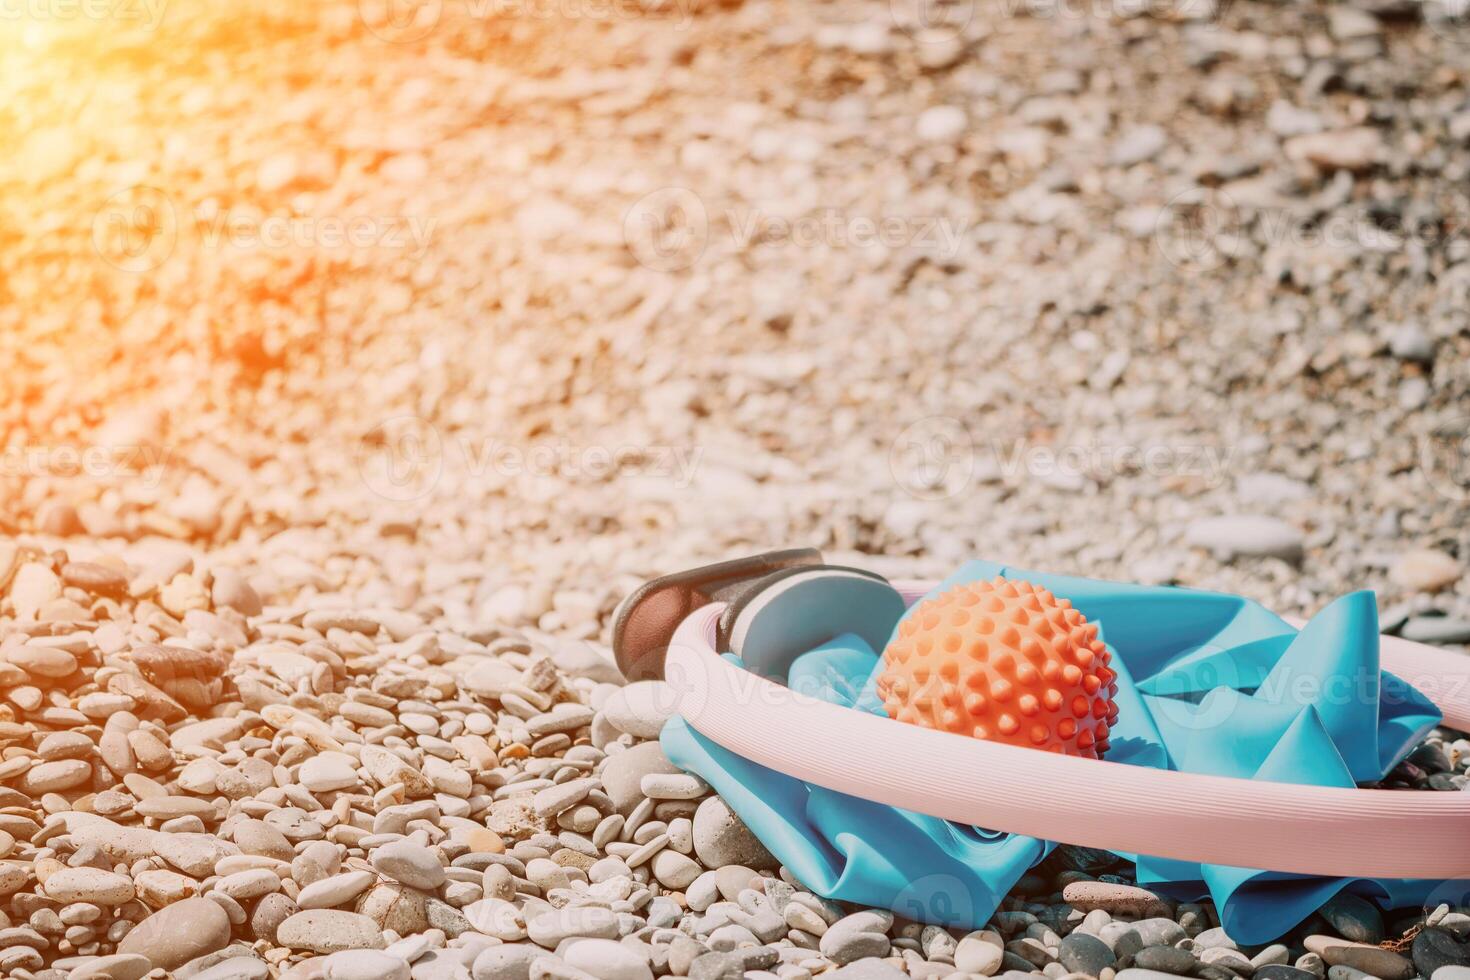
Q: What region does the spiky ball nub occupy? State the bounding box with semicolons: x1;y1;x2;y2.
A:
876;578;1120;758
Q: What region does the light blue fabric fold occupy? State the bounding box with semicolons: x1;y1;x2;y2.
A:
661;560;1457;942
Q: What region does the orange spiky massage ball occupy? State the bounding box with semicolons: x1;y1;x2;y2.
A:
876;578;1120;758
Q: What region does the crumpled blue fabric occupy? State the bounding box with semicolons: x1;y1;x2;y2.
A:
661;559;1454;943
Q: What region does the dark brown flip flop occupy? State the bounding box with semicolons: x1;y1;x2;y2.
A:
611;548;822;681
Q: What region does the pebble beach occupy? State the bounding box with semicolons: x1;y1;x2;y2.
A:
0;0;1468;976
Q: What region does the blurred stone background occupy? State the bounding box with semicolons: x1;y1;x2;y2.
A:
1;0;1467;643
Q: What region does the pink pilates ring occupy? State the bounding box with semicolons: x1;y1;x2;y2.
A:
664;580;1470;880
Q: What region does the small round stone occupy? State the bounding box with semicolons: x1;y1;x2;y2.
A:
472;944;545;980
1063;881;1174;918
232;819;295;861
639;772;707;800
21;759;92;794
599;742;681;814
692;796;776;871
190;958;270;980
819;911;893;966
525;907;619;948
371;839;446;891
63;953;152;980
1305;936;1415;980
116;897;232;970
1134;946;1199;975
215;868;282;901
916;104;967;143
277;909;387;953
210;567;263;616
1059;931;1117;975
601;681;676;739
955;933;1005;976
299;754;360;793
1414;928;1470;978
60;562;129;597
1255;967;1321;980
251;892;298;943
321;950;412;980
298;871;377;910
1133;918;1187;948
650;848;701;889
43;868;135;906
563;939;654;980
463;828;505;854
1319;893;1385;945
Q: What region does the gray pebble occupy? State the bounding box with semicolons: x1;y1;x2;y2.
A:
921;924;958;963
278;910;386;954
1401;616;1470;645
1111;126;1167;167
829;958;910;979
650;849;701;889
1255;968;1321;980
1297;952;1327;976
1099;923;1145;959
525;908;618;948
561;939;652;980
1319;894;1385;945
532;779;597;819
785;901;829;937
472;944;545;980
600;682;677;739
692;797;776;871
820;911;894;966
668;937;708;976
639;773;707;800
372;840;446;892
688;951;745;980
1305;938;1414;980
687;871;721;912
63;955;153;980
708;923;758;950
1252;945;1292;968
1193;927;1238;951
1203;947;1255;974
1133;919;1187;948
412;948;476;980
1059;932;1116;975
954;933;1006;976
599;743;681;814
1185;515;1304;564
1134;946;1199;974
1387;324;1435;364
322;951;412;980
189;957;271;980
